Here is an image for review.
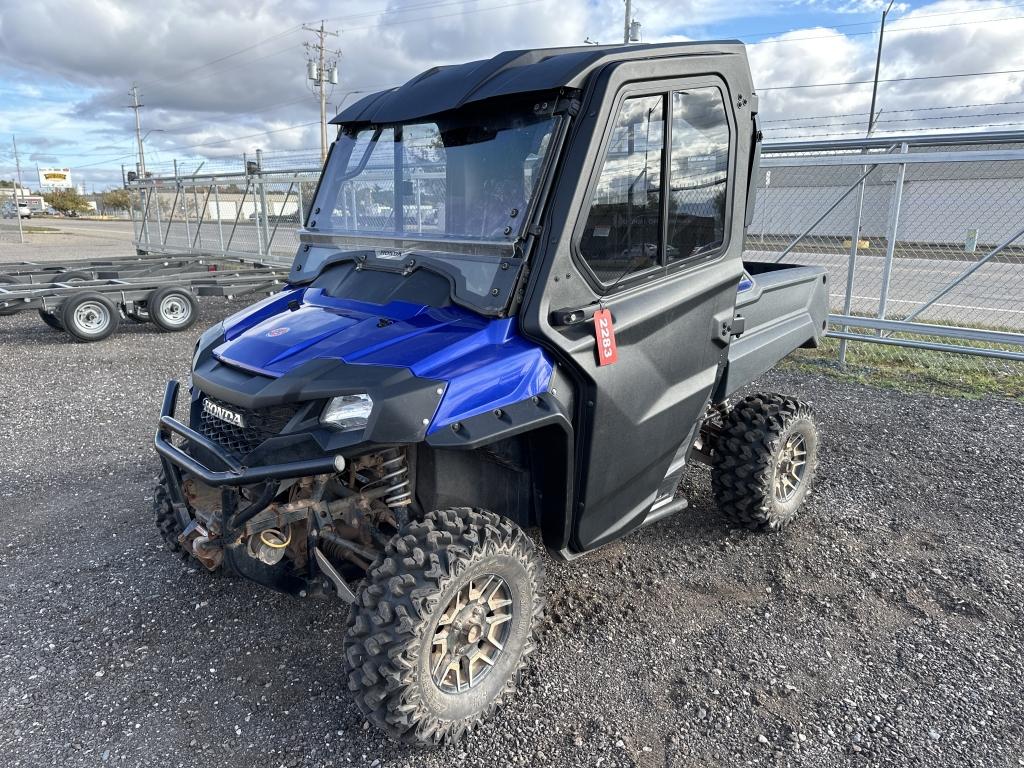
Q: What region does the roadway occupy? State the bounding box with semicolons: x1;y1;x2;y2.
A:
2;219;1020;331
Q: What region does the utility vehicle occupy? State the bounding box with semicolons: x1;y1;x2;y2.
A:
153;42;828;745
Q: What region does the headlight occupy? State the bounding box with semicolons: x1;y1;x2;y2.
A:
321;394;373;431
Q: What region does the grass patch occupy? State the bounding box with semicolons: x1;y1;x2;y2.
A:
781;336;1024;400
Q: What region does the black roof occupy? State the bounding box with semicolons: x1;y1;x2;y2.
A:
333;41;744;125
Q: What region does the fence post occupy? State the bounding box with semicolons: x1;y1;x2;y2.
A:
192;182;204;251
759;169;770;243
153;180;164;248
876;142;908;328
214;182;225;254
838;169;868;368
128;184;139;246
177;161;192;251
144;187;153;249
256;149;271;258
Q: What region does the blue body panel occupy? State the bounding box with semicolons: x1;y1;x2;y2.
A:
215;288;553;434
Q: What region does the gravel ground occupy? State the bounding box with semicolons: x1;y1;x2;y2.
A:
1;235;1023;767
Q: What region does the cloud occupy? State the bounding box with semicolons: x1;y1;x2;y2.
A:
1;0;1023;186
748;0;1024;139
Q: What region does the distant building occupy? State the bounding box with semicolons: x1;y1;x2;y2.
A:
2;188;46;211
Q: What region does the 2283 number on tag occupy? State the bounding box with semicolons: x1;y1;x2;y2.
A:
593;308;618;366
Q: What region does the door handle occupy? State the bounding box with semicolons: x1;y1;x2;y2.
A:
550;304;600;327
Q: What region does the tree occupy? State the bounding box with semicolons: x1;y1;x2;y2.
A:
101;189;131;211
46;188;90;215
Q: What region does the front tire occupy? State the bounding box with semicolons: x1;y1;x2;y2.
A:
154;471;191;562
344;507;543;745
711;394;819;531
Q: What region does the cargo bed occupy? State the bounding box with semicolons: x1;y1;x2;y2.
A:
718;261;829;398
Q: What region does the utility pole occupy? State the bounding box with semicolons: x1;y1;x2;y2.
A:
127;84;146;177
304;21;340;162
12;135;25;204
622;0;641;44
867;0;895;135
11;137;25;243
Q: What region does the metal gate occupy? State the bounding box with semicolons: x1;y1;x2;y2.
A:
128;132;1024;390
751;130;1024;389
129;149;321;265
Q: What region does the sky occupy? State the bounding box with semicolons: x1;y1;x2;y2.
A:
1;0;1023;190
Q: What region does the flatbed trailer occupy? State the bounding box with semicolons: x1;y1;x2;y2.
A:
0;253;283;282
0;256;289;342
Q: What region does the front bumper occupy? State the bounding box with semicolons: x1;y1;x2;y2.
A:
154;380;338;487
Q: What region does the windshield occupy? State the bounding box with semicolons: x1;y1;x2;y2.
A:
310;100;559;244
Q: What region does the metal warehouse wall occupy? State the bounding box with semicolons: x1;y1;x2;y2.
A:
748;156;1024;247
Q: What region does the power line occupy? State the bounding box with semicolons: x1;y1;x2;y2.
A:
76;121;320;168
749;11;1024;47
759;67;1024;91
763;110;1024;131
742;1;1024;43
338;0;546;32
143;0;545;94
760;98;1024;123
137;26;304;89
765;118;1024;137
145;44;300;95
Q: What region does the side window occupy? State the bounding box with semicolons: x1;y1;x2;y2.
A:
667;88;730;263
579;94;664;285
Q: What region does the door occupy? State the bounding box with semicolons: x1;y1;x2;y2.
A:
522;60;756;553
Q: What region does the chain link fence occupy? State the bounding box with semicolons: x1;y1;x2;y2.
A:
753;131;1024;395
127;131;1024;395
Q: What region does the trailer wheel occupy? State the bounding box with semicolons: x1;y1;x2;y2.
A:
149;287;198;332
0;274;21;316
711;394;819;531
344;507;543;745
61;291;119;342
38;310;64;330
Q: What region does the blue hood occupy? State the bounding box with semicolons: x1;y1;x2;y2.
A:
214;288;553;433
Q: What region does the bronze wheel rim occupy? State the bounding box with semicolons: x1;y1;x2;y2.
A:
773;432;808;503
430;574;513;694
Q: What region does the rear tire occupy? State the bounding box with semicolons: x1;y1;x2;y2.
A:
61;291;119;342
344;507;543;745
711;394;819;531
149;287;198;332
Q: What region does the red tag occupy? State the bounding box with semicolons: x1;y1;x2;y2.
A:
593;308;618;366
